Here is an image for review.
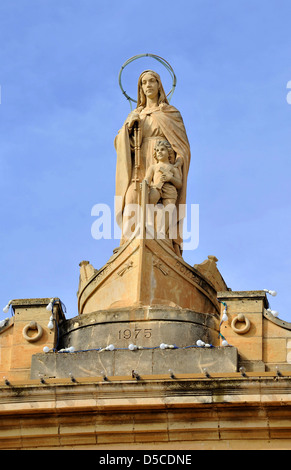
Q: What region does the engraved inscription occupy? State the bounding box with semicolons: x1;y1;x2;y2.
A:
174;260;208;290
94;262;114;285
118;328;152;340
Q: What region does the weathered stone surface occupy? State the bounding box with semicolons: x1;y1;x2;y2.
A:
59;305;220;350
78;237;221;316
0;299;66;382
2;372;291;450
30;346;237;379
194;255;228;292
217;291;291;372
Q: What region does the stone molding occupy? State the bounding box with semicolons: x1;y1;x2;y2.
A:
0;374;291;449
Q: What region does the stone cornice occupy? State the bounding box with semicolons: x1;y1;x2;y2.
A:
217;290;269;307
0;373;291;415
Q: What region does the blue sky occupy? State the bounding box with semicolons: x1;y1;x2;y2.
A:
0;0;290;321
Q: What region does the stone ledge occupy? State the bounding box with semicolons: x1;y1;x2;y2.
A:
11;298;56;307
31;347;237;379
9;298;66;320
218;290;269;307
264;309;291;331
61;305;219;334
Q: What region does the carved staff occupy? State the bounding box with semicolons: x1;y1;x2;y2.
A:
133;122;141;203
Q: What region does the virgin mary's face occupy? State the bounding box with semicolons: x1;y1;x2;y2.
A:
141;73;159;100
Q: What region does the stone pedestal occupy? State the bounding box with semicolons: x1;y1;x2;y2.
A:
59;306;220;351
77;236;221;317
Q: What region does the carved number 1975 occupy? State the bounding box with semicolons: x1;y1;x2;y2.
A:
118;328;152;340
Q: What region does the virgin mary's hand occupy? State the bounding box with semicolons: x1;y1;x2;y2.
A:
126;112;140;131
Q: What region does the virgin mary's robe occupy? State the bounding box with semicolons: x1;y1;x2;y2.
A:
114;103;191;233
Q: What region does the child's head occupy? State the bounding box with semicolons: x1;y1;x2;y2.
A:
153;140;175;164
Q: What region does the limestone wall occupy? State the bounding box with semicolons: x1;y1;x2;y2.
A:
1;291;291;382
217;291;291;372
0;374;291;450
0;299;64;381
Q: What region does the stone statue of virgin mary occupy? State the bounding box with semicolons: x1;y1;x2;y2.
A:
114;70;191;255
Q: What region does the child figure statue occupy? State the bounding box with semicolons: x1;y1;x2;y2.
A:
144;140;183;245
145;140;182;207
